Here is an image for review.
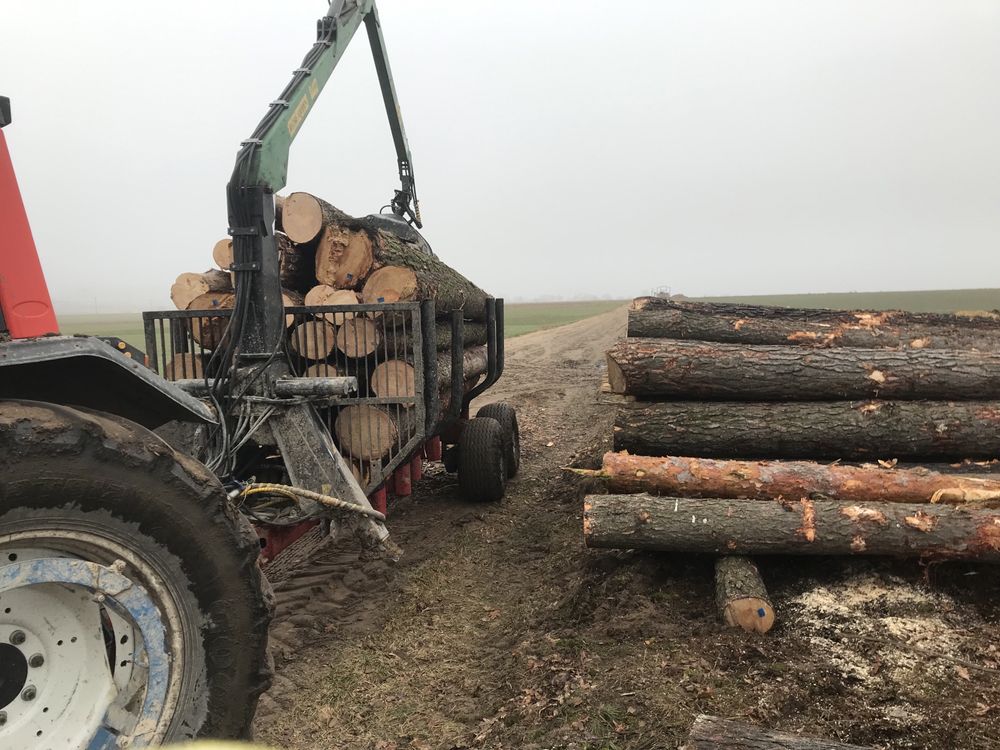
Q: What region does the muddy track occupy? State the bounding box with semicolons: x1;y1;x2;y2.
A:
255;306;1000;750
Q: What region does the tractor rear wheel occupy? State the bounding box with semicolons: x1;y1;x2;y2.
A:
457;417;507;502
0;400;272;748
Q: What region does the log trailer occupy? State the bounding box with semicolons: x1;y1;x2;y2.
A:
0;1;517;746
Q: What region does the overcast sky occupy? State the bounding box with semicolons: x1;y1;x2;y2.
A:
3;1;1000;313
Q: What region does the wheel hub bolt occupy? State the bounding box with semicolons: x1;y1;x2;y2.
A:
9;630;25;645
29;653;44;668
21;686;36;702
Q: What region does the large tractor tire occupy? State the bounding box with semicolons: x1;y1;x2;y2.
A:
0;400;272;748
457;417;507;502
475;402;520;478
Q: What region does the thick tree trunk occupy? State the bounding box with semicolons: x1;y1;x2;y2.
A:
613;400;1000;461
370;359;416;400
314;222;373;289
715;557;775;634
436;346;489;390
683;714;872;750
212;238;233;271
170;269;232;310
362;231;492;320
607;338;1000;400
280;191;356;244
634;296;1000;330
582;494;1000;560
628;303;1000;351
583;452;1000;506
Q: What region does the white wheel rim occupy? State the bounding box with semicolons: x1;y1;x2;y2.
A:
0;543;179;749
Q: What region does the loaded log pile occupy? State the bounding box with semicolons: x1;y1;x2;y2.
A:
582;297;1000;633
168;192;492;487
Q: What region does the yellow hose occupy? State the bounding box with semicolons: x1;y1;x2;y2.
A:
239;482;385;522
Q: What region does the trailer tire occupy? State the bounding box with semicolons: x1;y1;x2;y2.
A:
475;402;520;478
458;417;507;502
0;400;272;745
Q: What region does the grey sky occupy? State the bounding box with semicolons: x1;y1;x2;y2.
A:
3;1;999;313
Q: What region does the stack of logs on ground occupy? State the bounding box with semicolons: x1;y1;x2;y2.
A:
581;296;1000;634
168;192;492;483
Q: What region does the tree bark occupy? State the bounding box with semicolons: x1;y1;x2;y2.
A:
607;338;1000;400
683;714;872;750
436;345;489;390
170;269;232;310
628;303;1000;351
583;452;1000;506
582;494;1000;561
277;232;315;292
634;296;1000;330
715;557;775;634
613;400;1000;461
362;230;492;320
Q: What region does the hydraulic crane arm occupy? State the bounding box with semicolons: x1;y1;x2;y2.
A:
230;0;419;226
224;0;420;361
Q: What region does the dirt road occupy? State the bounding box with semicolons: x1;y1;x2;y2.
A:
255;306;1000;750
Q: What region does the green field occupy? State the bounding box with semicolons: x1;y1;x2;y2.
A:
695;288;1000;314
58;313;147;350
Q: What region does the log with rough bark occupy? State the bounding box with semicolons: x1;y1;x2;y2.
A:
582;494;1000;561
436;346;489;390
634;296;1000;330
715;557;775;634
281;289;304;329
361;230;491;320
277;233;314;292
613;400;1000;460
304;285;362;325
607;338;1000;400
335;317;381;358
187;291;234;349
170;269;232;310
288;319;336;360
579;452;1000;506
683;714;872;750
628;300;1000;350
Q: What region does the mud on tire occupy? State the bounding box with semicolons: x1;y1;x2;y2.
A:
458;416;507;502
475;402;520;478
0;400;272;742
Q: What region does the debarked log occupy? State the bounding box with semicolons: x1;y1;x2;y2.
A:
582;494;1000;560
682;714;873;750
582;452;1000;506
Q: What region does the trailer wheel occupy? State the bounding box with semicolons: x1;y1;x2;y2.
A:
0;400;272;747
475;402;520;478
458;417;507;502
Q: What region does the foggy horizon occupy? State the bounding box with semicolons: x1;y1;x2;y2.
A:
3;1;999;315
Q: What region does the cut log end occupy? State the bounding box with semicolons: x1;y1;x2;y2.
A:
334;405;399;461
304;285;362;325
370;359;416;400
281;192;325;243
171;269;232;311
212;238;234;271
335;318;381;358
715;556;775;634
289;319;336;361
315;225;373;289
362;265;418;305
